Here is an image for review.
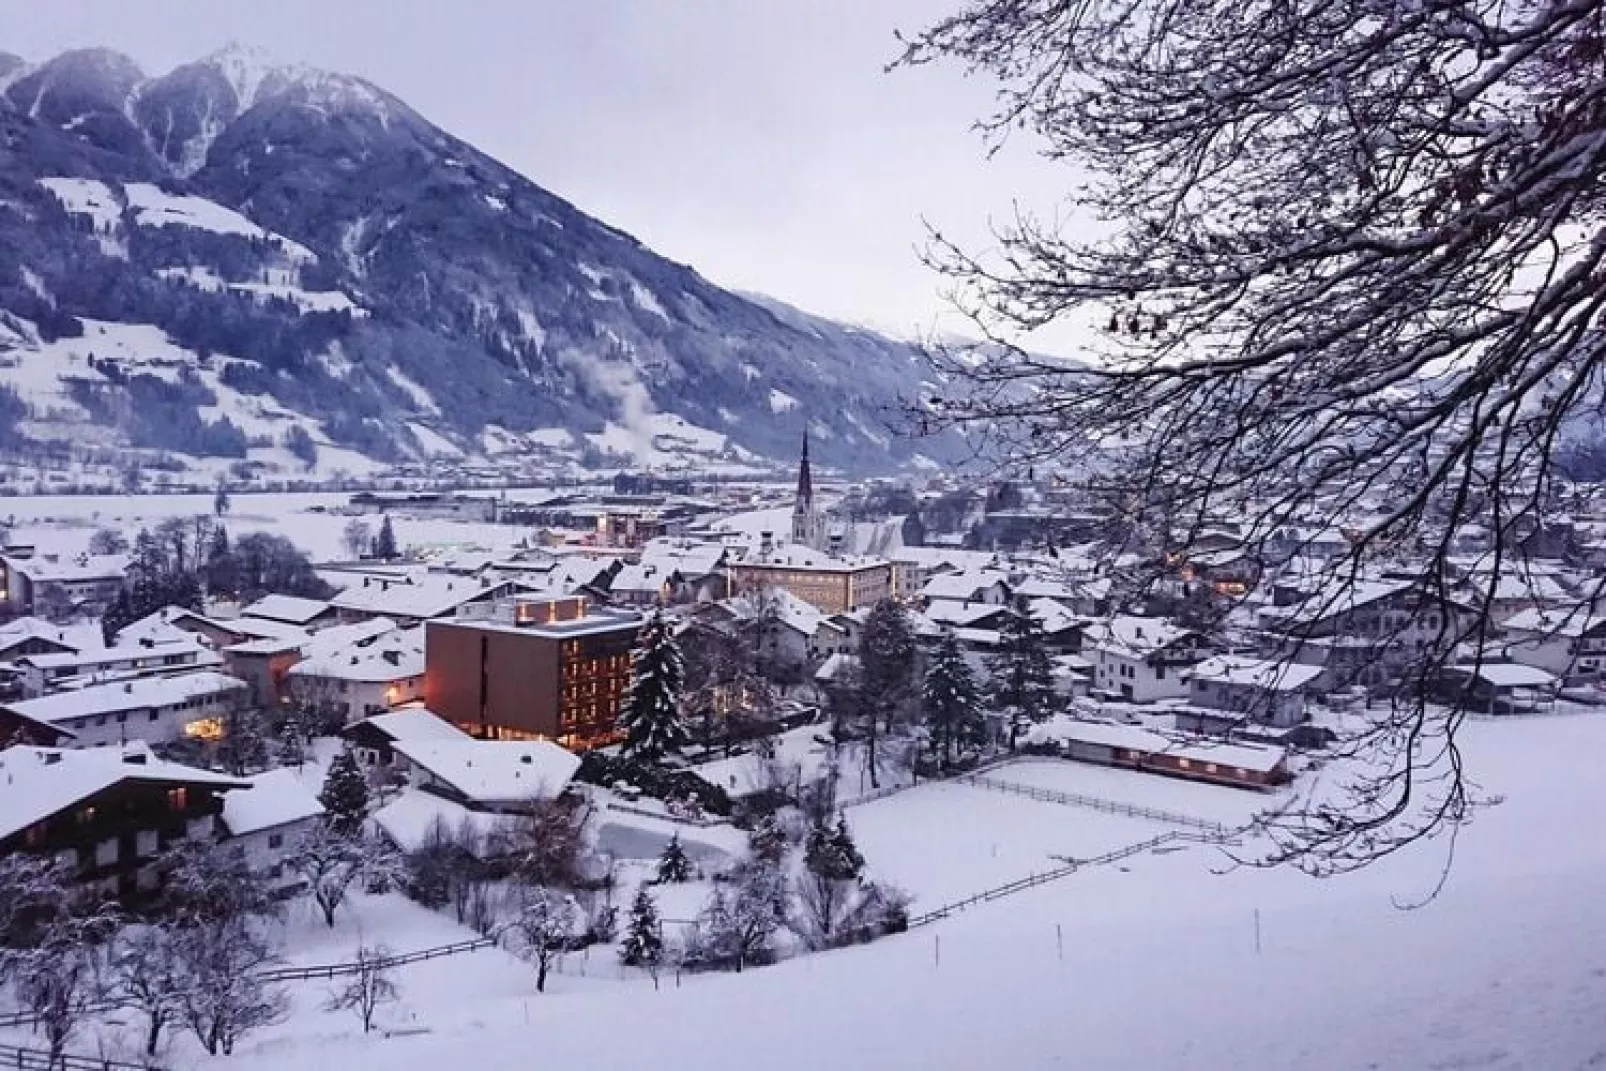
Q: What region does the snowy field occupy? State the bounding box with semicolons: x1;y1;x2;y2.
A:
975;757;1282;828
176;713;1606;1070
0;491;541;562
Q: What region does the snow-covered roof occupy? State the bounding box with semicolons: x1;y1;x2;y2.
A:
638;538;727;578
1446;663;1558;688
2;553;127;583
330;575;516;620
736;545;889;573
724;588;825;636
287;624;424;684
610;562;672;596
0;743;248;842
1501;607;1606;639
814;651;860;683
391;739;581;805
371;789;510;854
1084;615;1199;657
921;601;1009;628
1025;597;1083;636
240;594;334;626
1191;656;1323;693
354;708;473;744
18;636;216;673
920;569;1012;602
0;617;99;656
220;767;324;836
1025;715;1288;774
5;670;248;725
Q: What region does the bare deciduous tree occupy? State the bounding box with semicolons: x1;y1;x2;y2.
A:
898;0;1606;874
111;924;187;1057
510;888;578;993
324;944;399;1034
175;920;287;1056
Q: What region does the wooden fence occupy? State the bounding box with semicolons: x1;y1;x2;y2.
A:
907;828;1231;928
954;773;1234;835
0;1044;161;1071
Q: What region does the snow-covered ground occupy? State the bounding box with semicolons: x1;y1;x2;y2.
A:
0;491;538;563
194;713;1606;1070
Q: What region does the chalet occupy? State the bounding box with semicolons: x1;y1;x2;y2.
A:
284;622;426;724
1085;616;1209;703
218;768;325;895
920;569;1013;606
0;617;98;663
1;671;250;748
1434;663;1559;715
15;636;221;698
1500;607;1606;682
343;707;473;769
0;743;249;899
387;737;581;813
1186;655;1323;728
0;552;127;617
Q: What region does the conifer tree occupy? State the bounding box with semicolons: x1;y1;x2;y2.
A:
991;599;1058;749
747;814;787;867
276;716;306;769
804;814;865;883
655;833;693;884
618;611;687;763
922;629;986;768
619;887;664;971
372;516;398;560
855;598;919;787
319;746;370;838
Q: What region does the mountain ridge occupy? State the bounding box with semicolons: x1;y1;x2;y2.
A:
0;45;950;488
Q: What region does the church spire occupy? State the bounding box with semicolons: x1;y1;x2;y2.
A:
795;428;814;505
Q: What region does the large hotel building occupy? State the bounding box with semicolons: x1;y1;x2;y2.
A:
424;596;641;750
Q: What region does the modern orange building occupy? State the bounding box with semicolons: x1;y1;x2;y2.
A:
424;596;641;750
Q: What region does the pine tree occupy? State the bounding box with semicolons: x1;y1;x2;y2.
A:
654;833;693;884
618;611;687;763
922;629;987;768
101;588;135;646
276;716;306;769
991;600;1058;749
372;516;398;560
619;887;664;969
319;747;371;838
805;814;865;883
218;707;269;776
747;814;787;867
855;598;919;787
205;526;240;598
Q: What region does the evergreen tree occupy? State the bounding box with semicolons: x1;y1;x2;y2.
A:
213;483;231;517
319;746;371;838
654;833;693;884
619;887;664;970
747;814;787;867
101;588;135;646
922;629;986;768
618;611;687;763
991;599;1058;749
204;526;240;597
372;516;398;560
804;814;865;883
276;716;306;769
217;707;269;776
855;598;919;787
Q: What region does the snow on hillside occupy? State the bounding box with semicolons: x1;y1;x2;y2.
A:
125;182;316;261
37;177;125;255
768;388;798;413
114;712;1599;1071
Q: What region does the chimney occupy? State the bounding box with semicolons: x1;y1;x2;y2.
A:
519;753;533;764
123;750;147;765
363;577;371;588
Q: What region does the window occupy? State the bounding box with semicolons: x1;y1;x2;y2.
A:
148;711;159;722
268;833;283;850
167;788;187;811
1177;758;1192;769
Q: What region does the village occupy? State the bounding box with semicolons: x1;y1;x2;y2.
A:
0;437;1599;1069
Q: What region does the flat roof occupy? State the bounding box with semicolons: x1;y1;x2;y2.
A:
431;611;640;640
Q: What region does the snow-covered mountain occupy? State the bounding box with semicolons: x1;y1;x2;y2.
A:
0;44;950;486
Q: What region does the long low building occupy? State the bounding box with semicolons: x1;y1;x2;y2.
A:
1025;715;1291;789
0;670;250;748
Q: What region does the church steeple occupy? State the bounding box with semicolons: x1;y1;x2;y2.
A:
792;428;821;550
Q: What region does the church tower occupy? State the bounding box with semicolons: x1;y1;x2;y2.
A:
791;429;822;550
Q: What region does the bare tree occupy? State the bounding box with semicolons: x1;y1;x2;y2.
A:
324;945;399;1034
174;920;288;1056
111;924;188;1058
342;518;373;561
288;826;398;928
500;793;598;890
510;888;578;993
897;0;1606;873
0;903;119;1067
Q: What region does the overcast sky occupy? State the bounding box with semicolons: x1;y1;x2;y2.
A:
0;0;1084;350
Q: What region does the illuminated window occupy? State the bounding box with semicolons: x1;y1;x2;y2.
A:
183;717;225;742
167;787;188;811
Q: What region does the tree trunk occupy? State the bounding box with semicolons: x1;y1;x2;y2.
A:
536;959;549;993
144;1013;164;1057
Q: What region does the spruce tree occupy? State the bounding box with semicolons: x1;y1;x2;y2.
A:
855;598;919;787
218;707;269;776
320;746;371;838
204;526;240;598
277;716;306;769
372;516;398;560
618;611;687;763
991;599;1058;749
655;833;693;884
619;887;664;969
805;814;865;883
922;629;987;768
747;814;787;867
